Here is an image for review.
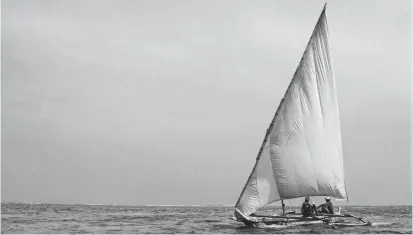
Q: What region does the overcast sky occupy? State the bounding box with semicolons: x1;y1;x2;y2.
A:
2;0;411;206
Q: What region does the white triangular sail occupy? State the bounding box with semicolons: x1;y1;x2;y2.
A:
235;5;347;219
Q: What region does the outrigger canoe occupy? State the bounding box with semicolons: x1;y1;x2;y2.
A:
231;3;373;229
231;208;372;228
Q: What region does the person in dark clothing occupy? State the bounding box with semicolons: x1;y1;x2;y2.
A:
317;196;334;214
301;196;317;217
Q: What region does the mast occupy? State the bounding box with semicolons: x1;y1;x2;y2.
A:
235;3;328;208
281;200;285;215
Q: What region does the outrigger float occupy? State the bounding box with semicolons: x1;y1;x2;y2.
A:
231;4;372;229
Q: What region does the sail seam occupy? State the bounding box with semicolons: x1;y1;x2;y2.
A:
323;12;348;200
298;75;319;194
312;29;330;195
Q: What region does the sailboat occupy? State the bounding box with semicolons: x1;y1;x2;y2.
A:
231;4;371;228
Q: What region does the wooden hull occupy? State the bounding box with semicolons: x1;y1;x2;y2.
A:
231;213;371;229
240;220;371;229
249;220;325;229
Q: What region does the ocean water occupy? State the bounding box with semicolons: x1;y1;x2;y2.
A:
1;203;411;234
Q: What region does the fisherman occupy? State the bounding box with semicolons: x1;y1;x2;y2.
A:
301;196;317;217
317;196;334;214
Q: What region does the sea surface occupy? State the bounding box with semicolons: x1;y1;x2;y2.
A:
1;203;411;234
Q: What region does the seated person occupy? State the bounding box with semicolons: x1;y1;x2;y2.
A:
301;196;317;217
317;196;334;214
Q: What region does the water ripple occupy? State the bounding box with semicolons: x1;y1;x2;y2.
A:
1;203;411;234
